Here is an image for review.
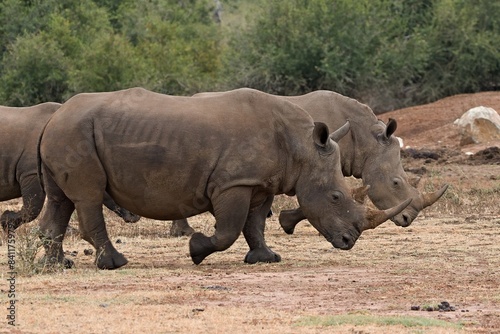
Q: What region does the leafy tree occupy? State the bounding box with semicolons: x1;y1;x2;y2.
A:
0;34;69;106
116;0;222;95
417;0;500;102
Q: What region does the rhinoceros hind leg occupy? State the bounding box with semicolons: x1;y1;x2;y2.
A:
244;248;281;264
38;168;75;267
76;203;128;270
102;192;140;223
39;254;74;269
170;219;195;237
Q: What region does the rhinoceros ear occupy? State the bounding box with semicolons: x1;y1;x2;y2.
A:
313;122;331;148
384;118;397;139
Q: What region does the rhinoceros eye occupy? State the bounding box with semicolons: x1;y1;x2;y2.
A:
392;177;402;188
332;191;344;202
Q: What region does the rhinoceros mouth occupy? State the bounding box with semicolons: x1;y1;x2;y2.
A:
391;208;418;227
329;232;357;250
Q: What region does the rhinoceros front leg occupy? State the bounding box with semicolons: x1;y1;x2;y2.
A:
76;202;128;270
170;218;195;237
38;172;75;269
1;174;46;231
242;195;281;264
278;207;306;234
189;187;252;265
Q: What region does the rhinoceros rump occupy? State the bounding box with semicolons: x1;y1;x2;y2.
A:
38;88;410;269
0;103;140;231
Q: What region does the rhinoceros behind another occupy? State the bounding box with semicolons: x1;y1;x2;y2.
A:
0;103;140;231
37;87;410;269
278;91;447;232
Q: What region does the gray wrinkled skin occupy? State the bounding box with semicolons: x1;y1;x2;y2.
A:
37;88;403;269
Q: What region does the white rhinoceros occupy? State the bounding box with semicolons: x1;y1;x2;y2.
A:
37;88;410;269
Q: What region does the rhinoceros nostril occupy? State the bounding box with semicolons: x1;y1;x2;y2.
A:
402;213;411;227
342;233;352;246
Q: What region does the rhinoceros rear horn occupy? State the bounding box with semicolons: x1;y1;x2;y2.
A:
363;198;412;231
421;184;449;209
409;176;421;188
330;120;350;143
352;185;370;204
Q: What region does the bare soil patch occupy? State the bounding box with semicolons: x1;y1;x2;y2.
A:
1;92;499;333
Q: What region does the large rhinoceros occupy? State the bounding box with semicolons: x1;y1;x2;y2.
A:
37;87;410;269
0;103;140;231
171;90;448;238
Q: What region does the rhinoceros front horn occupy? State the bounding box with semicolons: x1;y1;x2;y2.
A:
421;184;449;209
363;198;412;231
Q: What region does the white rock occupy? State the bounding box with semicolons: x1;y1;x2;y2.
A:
454;106;500;145
395;136;404;148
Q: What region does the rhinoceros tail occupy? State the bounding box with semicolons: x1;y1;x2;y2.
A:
36;118;52;195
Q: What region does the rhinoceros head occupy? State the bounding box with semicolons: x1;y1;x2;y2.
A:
295;121;412;250
361;118;448;227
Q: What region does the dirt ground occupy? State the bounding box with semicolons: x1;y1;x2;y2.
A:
1;92;499;333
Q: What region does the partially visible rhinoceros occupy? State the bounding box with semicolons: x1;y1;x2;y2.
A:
171;90;448;239
278;90;448;232
0;103;140;231
37;87;410;269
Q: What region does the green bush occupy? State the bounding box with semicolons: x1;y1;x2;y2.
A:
0;0;498;110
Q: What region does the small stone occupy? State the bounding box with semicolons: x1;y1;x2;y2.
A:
440;301;450;308
410;305;420;311
84;249;94;256
116;239;122;243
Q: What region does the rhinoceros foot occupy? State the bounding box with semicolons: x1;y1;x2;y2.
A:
95;248;128;270
170;219;195;237
244;248;281;264
189;232;216;265
39;255;74;269
122;212;141;224
1;210;22;231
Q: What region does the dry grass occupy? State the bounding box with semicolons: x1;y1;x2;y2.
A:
0;158;499;333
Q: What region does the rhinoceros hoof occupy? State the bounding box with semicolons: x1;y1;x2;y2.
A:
244;248;282;264
170;225;195;237
124;213;141;224
63;257;75;269
189;232;215;265
1;211;20;231
39;255;74;269
96;250;128;270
